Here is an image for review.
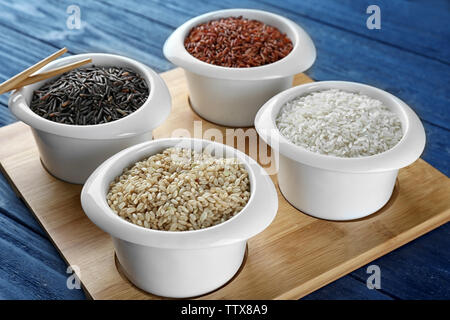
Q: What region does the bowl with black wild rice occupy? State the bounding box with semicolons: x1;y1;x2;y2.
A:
9;53;171;184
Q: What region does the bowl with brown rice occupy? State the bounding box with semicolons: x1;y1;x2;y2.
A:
163;8;316;127
81;137;278;298
255;81;426;220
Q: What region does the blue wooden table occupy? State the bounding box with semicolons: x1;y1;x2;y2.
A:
0;0;448;299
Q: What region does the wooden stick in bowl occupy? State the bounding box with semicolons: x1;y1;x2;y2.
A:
0;47;93;95
0;47;68;95
8;58;92;91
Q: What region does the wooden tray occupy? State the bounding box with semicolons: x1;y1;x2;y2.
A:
0;68;449;300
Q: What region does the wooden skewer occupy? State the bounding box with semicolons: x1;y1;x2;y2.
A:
0;47;67;95
8;58;92;91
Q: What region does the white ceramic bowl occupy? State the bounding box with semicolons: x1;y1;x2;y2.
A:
81;138;278;298
163;8;316;127
255;81;426;220
8;53;171;184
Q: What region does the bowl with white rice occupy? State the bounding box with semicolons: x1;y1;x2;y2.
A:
81;138;278;298
255;81;426;220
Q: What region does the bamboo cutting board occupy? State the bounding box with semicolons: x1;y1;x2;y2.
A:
0;68;449;300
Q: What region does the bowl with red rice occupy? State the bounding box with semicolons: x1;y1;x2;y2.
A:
163;8;316;127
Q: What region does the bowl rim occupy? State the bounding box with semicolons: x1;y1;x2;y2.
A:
81;137;278;249
254;81;426;173
8;53;171;140
163;8;316;81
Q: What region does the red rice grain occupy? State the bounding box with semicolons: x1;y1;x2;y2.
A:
184;16;293;68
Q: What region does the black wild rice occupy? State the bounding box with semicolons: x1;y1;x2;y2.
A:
30;66;149;125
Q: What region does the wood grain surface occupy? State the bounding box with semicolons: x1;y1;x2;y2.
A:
0;68;448;300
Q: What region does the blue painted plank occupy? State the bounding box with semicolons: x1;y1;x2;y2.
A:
302;274;392;300
0;212;85;299
348;222;450;300
0;172;46;237
0;0;172;72
421;121;450;175
0;25;66;107
0;105;16;126
261;0;450;64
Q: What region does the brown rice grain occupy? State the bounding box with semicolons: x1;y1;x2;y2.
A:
106;147;250;231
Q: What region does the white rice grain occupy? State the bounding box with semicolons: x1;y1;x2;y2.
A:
276;89;403;157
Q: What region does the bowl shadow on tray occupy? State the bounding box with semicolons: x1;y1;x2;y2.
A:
114;243;249;300
39;158;81;185
187;95;255;129
278;178;401;223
